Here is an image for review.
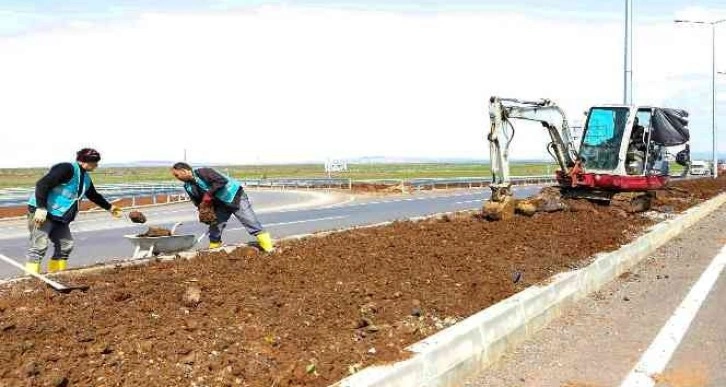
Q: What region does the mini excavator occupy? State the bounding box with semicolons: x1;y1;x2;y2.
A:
483;96;691;220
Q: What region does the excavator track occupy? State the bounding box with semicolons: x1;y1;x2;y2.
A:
482;187;655;221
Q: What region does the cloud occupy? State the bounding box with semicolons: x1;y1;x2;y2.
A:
0;6;721;167
673;6;726;22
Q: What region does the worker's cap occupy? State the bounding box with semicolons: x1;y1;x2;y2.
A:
76;148;101;163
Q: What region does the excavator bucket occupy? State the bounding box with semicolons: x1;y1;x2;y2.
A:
482;196;516;221
514;199;538;216
483;187;570;221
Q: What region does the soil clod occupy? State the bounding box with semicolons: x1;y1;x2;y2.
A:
198;202;217;225
137;227;172;237
129;211;147;224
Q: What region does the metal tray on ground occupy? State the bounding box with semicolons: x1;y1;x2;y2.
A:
123;222;207;259
123;234;199;258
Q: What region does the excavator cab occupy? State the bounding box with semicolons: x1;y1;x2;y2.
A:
569;105;686;194
579;106;669;178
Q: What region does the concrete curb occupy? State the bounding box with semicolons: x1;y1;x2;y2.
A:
332;193;726;387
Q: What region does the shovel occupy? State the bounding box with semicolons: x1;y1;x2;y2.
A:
0;254;90;294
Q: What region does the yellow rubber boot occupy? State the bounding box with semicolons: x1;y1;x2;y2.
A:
209;241;223;249
25;262;40;275
49;259;67;273
256;232;274;252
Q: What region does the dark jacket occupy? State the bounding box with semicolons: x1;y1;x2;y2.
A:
28;163;112;223
186;168;244;211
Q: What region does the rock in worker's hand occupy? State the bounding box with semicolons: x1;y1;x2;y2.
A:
198;202;217;225
129;211;147;224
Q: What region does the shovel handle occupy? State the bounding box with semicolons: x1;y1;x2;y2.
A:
0;254;69;290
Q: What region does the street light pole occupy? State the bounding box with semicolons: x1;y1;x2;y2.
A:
624;0;633;105
712;21;724;178
674;18;725;178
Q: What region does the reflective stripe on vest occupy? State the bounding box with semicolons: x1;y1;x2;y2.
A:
184;168;240;205
28;163;91;217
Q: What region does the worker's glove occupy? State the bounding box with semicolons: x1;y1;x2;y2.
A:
110;205;123;219
202;193;213;205
32;208;48;227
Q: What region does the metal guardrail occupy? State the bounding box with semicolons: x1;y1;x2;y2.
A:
0;177;550;207
239;175;558;191
0;183;187;208
239;178;353;189
0;174;691;208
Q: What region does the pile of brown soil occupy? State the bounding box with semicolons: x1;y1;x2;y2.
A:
653;176;726;212
137;227;172;237
0;177;724;386
350;182;404;194
0;212;650;386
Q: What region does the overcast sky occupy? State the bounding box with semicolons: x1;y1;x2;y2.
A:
0;1;725;167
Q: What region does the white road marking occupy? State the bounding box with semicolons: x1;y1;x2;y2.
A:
620;244;726;387
318;192;484;210
274;196;357;213
226;216;348;231
455;199;483;204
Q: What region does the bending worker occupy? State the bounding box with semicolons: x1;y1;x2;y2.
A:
170;162;273;252
26;148;122;274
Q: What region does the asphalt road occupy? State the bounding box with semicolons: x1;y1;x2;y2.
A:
0;189;337;240
0;186;541;279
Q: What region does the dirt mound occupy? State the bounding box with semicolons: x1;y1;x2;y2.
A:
350;182;408;194
512;177;725;217
670;175;726;198
0;177;723;386
0;212;651;386
653;176;726;212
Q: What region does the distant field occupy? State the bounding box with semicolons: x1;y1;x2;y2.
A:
0;163;558;188
0;162;687;189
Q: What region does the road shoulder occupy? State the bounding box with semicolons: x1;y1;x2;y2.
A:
465;206;726;387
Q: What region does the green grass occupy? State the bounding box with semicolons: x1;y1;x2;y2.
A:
0;163;559;189
0;162;687;189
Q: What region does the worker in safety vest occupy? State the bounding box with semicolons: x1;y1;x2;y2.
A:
26;148;123;274
170;162;273;252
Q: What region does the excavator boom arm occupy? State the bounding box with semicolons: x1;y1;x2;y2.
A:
488;96;578;191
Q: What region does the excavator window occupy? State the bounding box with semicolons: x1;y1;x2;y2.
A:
580;107;630;171
636;110;652;130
